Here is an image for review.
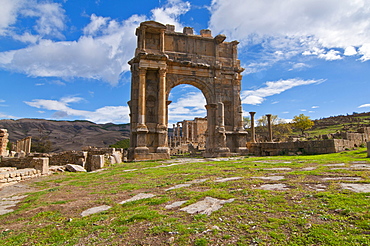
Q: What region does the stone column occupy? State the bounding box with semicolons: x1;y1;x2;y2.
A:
25;137;32;154
218;102;225;129
205;104;217;154
184;121;189;143
177;122;181;145
249;112;256;143
135;67;149;154
138;67;147;128
367;142;370;158
266;114;273;142
191;121;195;143
158;68;167;127
156;68;169;154
215;102;229;154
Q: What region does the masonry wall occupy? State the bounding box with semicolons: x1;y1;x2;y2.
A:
249;139;362;156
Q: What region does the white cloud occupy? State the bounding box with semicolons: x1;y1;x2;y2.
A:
241;78;325;105
0;0;191;85
0;0;23;35
318;49;342;61
24;96;130;123
312;106;319;109
168;91;206;123
209;0;370;62
20;1;66;39
358;104;370;108
151;0;191;31
344;46;357;56
289;63;311;71
0;14;145;85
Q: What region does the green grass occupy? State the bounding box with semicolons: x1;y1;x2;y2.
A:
0;148;369;245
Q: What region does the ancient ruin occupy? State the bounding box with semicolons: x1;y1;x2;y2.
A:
0;129;9;157
15;136;32;154
128;21;247;161
170;117;207;155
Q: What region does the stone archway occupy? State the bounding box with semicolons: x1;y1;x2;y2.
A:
127;21;248;161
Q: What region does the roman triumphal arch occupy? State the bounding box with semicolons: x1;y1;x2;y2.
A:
127;21;248;161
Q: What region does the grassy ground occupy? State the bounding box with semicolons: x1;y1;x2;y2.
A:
0;149;369;245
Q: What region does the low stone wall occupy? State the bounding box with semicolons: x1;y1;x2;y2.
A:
0;168;42;185
49;151;87;166
0;156;50;174
249;139;362;156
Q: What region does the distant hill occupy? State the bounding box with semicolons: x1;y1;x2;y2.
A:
306;112;370;136
0;119;130;152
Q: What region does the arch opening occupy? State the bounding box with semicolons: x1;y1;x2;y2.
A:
167;85;208;155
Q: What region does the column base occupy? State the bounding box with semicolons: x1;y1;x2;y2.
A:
156;146;170;154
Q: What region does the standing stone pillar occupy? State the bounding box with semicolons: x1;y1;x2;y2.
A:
249;112;256;143
138;68;147;128
184;121;189;143
156;68;169;153
204;104;217;156
191;121;195;143
135;68;149;154
25;137;32;154
215;102;229;154
367;142;370;158
218;102;225;129
266;114;273;142
158;68;167;128
177;122;181;145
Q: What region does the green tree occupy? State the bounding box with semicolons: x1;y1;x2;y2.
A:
255;115;292;141
257;115;279;126
292;114;314;134
243;116;251;129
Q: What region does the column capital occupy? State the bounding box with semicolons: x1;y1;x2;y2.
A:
139;67;147;75
159;68;167;76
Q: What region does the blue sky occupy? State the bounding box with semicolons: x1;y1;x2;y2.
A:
0;0;370;125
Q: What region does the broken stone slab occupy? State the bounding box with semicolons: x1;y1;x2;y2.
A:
65;164;87;172
81;205;112;217
119;193;156;204
180;196;234;216
214;177;243;183
251;176;285;181
165;200;188;209
254;183;290;191
340;183;370;193
322;177;362;181
165;184;191;191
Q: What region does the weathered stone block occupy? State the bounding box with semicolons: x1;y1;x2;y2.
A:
65;164;87;172
86;155;104;172
31;157;50;175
